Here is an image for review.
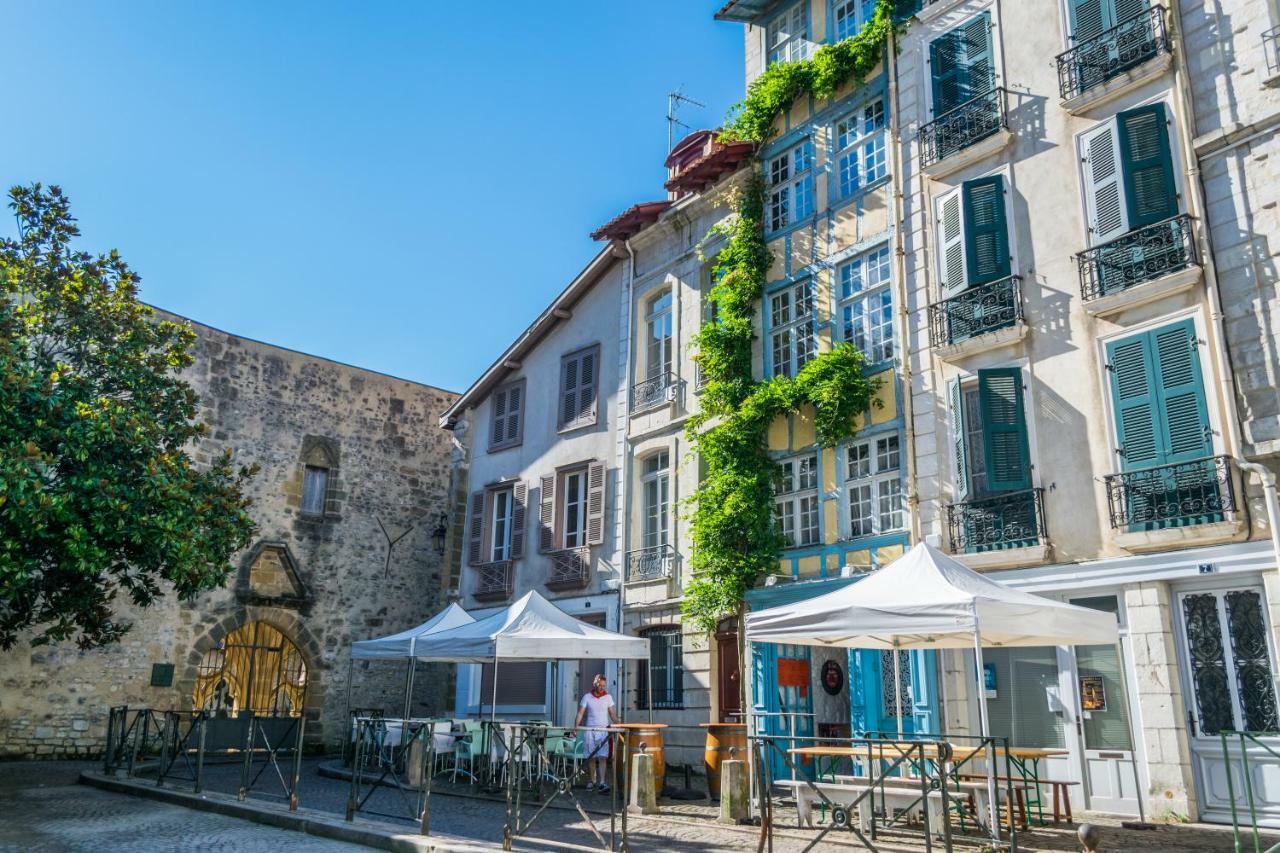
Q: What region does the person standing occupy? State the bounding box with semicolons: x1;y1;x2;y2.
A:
574;673;618;792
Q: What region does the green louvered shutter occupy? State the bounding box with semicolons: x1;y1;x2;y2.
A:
949;378;970;502
1070;0;1107;41
930;30;966;116
1151;320;1211;464
963;176;1010;286
1113;0;1148;24
1107;334;1162;471
978;368;1031;492
960;13;995;98
1117;103;1178;228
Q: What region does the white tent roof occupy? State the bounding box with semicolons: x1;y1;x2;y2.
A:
409;590;650;663
746;542;1118;650
350;602;475;660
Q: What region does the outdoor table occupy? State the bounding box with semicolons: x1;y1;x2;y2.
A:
787;742;985;781
1003;747;1068;825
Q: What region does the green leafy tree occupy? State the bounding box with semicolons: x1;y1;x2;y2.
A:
0;184;257;649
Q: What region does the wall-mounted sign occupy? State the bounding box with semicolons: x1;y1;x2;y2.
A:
1080;675;1107;712
150;663;175;688
778;658;809;697
983;662;998;699
821;659;845;696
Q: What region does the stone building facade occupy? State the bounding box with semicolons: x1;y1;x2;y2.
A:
0;312;458;758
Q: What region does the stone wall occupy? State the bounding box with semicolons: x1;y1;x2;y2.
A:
0;312;458;758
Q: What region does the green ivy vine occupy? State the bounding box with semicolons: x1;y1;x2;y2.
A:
681;0;902;632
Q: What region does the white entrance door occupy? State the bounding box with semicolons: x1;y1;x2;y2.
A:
1174;585;1280;826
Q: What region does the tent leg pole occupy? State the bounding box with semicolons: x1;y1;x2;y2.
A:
620;659;627;723
973;626;998;843
1115;637;1150;825
646;658;654;724
342;659;354;765
490;657;500;790
403;658;415;721
893;646;905;739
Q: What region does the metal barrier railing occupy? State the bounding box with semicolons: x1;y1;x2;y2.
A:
1221;731;1280;853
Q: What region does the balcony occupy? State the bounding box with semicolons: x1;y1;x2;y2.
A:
948;489;1047;561
918;87;1011;178
472;561;513;602
1057;7;1171;110
1078;215;1200;316
1265;26;1280;86
1105;457;1239;543
632;372;677;414
627;545;678;584
546;547;592;592
927;275;1025;359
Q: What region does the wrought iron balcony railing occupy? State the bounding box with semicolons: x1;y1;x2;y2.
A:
1057;6;1169;100
927;275;1022;349
1265;26;1280;76
546;547;592;592
635;687;684;712
1078;214;1196;302
919;87;1007;168
472;561;513;602
1104;456;1236;532
694;363;708;393
947;488;1046;554
627;544;678;583
632;372;676;413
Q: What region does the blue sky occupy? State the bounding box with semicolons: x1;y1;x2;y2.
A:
0;3;745;392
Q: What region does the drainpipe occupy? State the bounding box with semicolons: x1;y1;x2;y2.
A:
886;25;921;545
1238;461;1280;571
617;236;638;719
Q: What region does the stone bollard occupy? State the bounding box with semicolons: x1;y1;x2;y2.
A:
406;737;426;788
719;759;749;824
1078;823;1102;851
629;752;658;815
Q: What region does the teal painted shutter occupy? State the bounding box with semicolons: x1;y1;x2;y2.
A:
1152;320;1211;463
1070;0;1107;41
1113;0;1148;23
979;368;1031;492
1107;334;1162;471
949;378;970;501
1117;103;1178;228
960;13;994;97
963;176;1010;286
930;31;965;115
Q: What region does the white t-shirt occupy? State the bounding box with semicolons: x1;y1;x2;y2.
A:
578;691;615;728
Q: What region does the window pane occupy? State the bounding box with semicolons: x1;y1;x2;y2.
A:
848;443;871;479
878;478;903;530
876;435;901;472
302;466;328;515
849;484;873;537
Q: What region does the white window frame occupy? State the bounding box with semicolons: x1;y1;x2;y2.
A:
768;140;814;232
776;453;820;547
766;1;810;66
641;451;670;550
769;281;816;378
490;487;514;562
835;98;886;197
837;244;894;364
845;433;904;538
561;468;588;549
645;291;673;380
833;0;880;42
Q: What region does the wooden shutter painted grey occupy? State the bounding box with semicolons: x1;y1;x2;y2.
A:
937;188;968;298
560;347;599;429
1081;121;1128;245
510;481;527;559
586;460;606;546
505;381;524;445
490;388;508;449
468;491;486;565
948;378;970;502
538;474;556;553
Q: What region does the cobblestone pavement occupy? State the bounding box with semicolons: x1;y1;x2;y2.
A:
5;760;1270;852
0;761;370;852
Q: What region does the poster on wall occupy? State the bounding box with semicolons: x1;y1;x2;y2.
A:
1080;675;1107;712
778;658;809;698
983;662;998;699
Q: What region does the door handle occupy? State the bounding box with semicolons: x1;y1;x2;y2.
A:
1186;710;1197;737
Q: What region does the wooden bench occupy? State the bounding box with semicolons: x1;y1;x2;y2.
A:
959;774;1080;824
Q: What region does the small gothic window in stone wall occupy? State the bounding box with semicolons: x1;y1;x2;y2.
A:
193;621;307;717
301;466;328;515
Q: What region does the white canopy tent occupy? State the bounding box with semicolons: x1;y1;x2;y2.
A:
409;590;650;725
746;542;1121;835
346;602;476;721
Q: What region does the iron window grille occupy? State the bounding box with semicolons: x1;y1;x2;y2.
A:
626;545;678;583
919;87;1007;168
1056;6;1169;100
472;561;513;602
546;547;591;592
1266;26;1280;76
927;275;1023;348
637;628;684;710
1077;213;1197;302
632;371;677;413
947;488;1046;553
1104;455;1236;531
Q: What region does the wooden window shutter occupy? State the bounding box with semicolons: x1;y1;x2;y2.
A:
1152;320;1211;463
1081;121;1129;245
929;30;965;116
1113;0;1148;25
510;481;527;559
559;347;599;429
560;355;580;427
937;188;968;299
578;347;598;425
960;13;994;97
1106;334;1162;470
1070;0;1107;41
978;368;1032;492
490;388;508;449
948;378;970;502
506;381;524;445
1117;103;1178;228
962;176;1010;286
468;490;486;564
538;474;556;553
586;460;606;546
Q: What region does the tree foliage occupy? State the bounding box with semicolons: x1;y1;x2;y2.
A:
0;184;257;649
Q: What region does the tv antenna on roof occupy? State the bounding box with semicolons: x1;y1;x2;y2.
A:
667;88;706;153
